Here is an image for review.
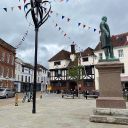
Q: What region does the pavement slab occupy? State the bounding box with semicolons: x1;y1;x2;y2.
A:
0;93;128;128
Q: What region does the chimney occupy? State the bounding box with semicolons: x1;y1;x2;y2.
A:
71;44;75;54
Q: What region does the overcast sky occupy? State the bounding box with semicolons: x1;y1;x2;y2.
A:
0;0;128;69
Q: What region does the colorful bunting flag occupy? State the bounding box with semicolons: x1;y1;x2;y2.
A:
112;35;115;38
99;30;101;34
72;42;74;44
83;25;86;28
125;39;127;42
24;0;26;4
62;16;65;19
56;13;59;17
60;0;63;2
88;27;91;29
50;10;53;14
18;6;21;10
55;24;58;27
11;7;14;11
78;23;81;26
3;8;7;12
67;18;70;22
120;37;123;41
94;29;96;32
66;0;69;2
24;4;27;9
116;37;119;40
44;2;47;6
61;30;64;33
64;33;67;36
59;27;61;30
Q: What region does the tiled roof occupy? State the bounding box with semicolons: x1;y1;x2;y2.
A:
0;38;16;53
95;32;128;51
48;49;71;62
37;64;48;70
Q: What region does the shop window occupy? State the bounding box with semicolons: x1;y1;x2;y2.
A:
84;81;93;87
82;57;88;62
60;82;66;87
52;82;58;86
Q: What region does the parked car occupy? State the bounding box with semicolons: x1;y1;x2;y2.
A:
0;88;15;98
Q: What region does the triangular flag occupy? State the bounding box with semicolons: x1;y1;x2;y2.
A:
120;37;123;41
78;23;81;26
88;27;91;29
44;2;47;6
116;37;119;40
67;18;70;22
26;30;28;33
112;35;115;38
62;16;65;19
83;25;86;28
64;33;67;36
60;0;63;2
66;0;69;2
44;8;47;11
72;42;74;44
24;0;26;3
50;10;53;14
24;4;27;9
3;8;7;12
56;13;59;17
11;7;14;11
18;6;21;10
125;39;127;43
94;29;96;32
55;24;58;27
99;30;101;34
49;2;51;4
61;30;64;34
59;27;61;30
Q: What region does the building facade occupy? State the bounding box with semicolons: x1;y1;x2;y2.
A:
48;45;95;92
0;38;16;90
94;32;128;90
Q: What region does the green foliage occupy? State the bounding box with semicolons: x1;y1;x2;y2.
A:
67;54;85;83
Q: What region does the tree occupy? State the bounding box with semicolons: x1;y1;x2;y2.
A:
67;54;85;98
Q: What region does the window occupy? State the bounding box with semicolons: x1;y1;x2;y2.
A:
52;82;58;86
54;61;61;66
85;66;92;75
7;53;10;63
60;82;66;87
84;81;93;87
1;66;4;76
5;82;8;88
18;64;20;71
99;53;102;60
11;69;13;78
1;51;5;61
118;50;123;58
29;76;30;82
21;75;23;82
0;82;2;88
121;67;125;74
18;75;19;81
22;67;24;72
55;70;62;77
82;57;88;62
11;56;14;65
25;76;27;82
29;69;30;74
15;74;16;80
6;68;9;77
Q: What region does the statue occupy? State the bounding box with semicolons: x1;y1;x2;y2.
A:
100;16;117;61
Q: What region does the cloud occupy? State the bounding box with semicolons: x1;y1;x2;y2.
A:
0;0;128;68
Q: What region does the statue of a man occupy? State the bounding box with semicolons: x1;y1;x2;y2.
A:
100;16;114;61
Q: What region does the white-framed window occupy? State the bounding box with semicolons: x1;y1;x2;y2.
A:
10;83;13;89
5;82;8;88
11;56;14;65
6;67;9;77
82;57;88;62
11;69;13;78
99;53;103;60
0;82;2;88
118;50;123;58
2;51;5;61
7;53;10;63
18;64;20;71
1;66;4;76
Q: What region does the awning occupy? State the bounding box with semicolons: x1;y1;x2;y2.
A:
121;77;128;82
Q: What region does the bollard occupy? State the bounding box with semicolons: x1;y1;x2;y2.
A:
15;93;18;106
28;92;30;102
40;91;42;99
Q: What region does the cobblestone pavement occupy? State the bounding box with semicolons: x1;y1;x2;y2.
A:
0;93;128;128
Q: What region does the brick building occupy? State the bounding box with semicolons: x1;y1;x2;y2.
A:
0;38;16;90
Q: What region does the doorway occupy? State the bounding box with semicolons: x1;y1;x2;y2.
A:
69;81;77;91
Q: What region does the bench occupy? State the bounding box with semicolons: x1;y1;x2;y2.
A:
62;93;76;99
84;95;98;99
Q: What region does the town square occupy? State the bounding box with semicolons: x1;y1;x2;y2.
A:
0;0;128;127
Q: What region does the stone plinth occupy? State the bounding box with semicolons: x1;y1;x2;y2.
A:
95;61;126;109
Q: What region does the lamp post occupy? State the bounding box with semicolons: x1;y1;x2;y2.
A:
24;0;51;114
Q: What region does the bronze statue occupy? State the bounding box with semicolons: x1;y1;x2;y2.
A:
100;16;115;61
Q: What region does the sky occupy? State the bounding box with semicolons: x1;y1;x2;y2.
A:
0;0;128;69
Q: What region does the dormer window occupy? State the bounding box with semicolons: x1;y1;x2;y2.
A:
54;61;61;66
82;57;88;62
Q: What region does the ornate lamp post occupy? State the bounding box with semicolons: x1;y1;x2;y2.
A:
24;0;51;113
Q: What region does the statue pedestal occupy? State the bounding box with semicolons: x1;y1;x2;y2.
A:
95;61;126;109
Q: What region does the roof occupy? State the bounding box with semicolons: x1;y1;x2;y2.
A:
37;64;48;70
95;32;128;51
23;63;34;69
0;38;16;53
48;49;71;62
